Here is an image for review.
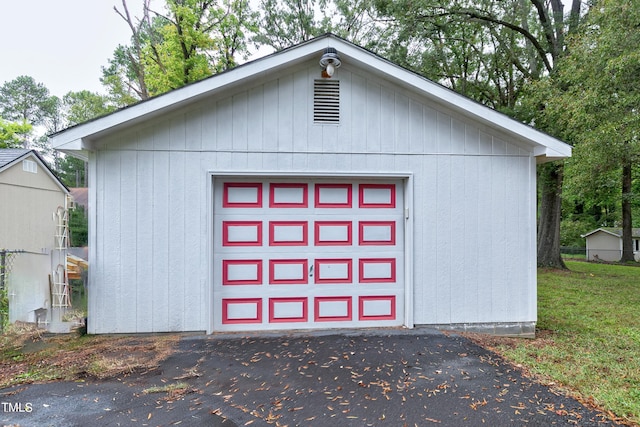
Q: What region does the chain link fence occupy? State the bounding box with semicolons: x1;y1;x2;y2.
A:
560;246;586;259
0;249;21;332
563;247;640;262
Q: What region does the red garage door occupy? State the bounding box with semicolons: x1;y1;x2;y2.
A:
212;178;405;331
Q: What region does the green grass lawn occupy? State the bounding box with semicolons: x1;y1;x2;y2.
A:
493;261;640;425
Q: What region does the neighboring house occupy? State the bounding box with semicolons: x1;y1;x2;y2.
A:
69;187;88;211
50;34;572;336
581;228;640;262
0;149;71;329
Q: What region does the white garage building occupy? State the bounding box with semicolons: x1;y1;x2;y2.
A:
50;35;571;336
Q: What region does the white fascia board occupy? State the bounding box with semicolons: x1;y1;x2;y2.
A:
580;228;620;238
533;145;573;164
49;34;571;160
51;137;91;162
50;38;335;151
333;40;572;160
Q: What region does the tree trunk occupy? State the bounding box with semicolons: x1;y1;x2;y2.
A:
537;161;567;269
620;159;634;262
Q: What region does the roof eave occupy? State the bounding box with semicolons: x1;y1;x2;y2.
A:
0;150;69;194
50;34;572;160
534;145;573;164
49;36;336;152
581;228;621;238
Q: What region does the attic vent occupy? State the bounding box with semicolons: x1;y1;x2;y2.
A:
314;79;340;124
22;159;37;174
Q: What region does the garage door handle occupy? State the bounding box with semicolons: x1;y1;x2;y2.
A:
309;264;313;277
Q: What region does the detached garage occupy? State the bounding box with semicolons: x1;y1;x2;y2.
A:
50;34;571;336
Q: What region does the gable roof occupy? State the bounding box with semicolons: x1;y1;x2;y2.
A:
0;148;69;194
49;33;572;163
581;227;640;239
0;148;31;169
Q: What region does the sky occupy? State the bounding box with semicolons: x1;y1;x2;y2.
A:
0;0;143;97
1;1;576;100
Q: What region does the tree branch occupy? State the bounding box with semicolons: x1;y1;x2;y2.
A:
417;9;554;73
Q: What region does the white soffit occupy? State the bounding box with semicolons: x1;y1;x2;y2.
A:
49;34;571;161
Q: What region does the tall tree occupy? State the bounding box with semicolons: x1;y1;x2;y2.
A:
375;0;585;268
254;0;389;51
254;0;332;50
0;76;60;155
63;91;115;125
54;90;117;188
0;76;53;126
103;0;257;102
375;1;536;111
540;0;640;262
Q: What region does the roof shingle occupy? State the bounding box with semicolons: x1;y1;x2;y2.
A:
0;148;30;168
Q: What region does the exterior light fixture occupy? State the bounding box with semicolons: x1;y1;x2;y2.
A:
319;47;341;77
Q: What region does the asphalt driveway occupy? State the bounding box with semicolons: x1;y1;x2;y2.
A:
1;328;615;426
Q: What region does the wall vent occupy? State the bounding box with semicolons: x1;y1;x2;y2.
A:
314;79;340;124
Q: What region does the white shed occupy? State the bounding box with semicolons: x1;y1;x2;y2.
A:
50;35;571;336
581;227;640;262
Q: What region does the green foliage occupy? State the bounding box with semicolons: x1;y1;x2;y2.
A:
253;0;392;57
68;206;88;247
100;45;145;106
531;0;640;256
254;0;332;50
495;261;640;424
56;156;86;188
554;0;640;157
559;218;592;248
103;0;257;101
373;0;557;112
0;286;7;333
0;119;31;148
53;90;115;188
140;9;214;94
0;76;53;126
62;90;115;125
0;76;60;154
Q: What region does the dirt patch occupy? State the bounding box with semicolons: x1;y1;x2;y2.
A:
0;324;180;388
460;329;556;351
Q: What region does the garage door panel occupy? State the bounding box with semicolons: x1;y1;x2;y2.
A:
269;183;309;208
222;259;263;285
314;258;353;283
359;296;396;321
314;183;353;208
314;296;353;322
359;258;396;283
314;221;352;245
359;184;396;208
213;178;404;331
222;298;263;324
269;221;309;246
359;221;396;245
223;182;263;207
269;297;308;323
269;259;309;284
222;221;263;246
